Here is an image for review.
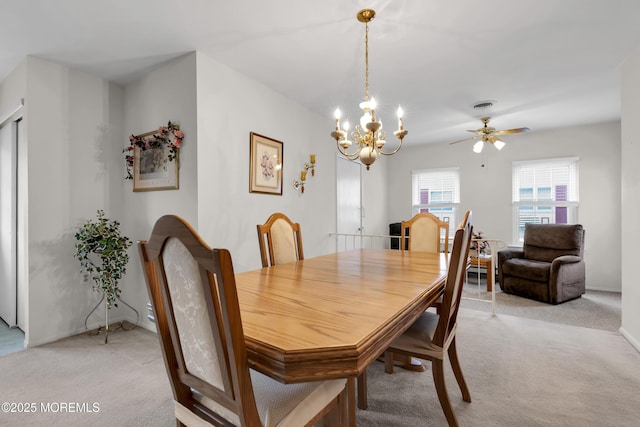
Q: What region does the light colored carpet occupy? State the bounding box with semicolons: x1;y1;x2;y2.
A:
0;292;637;426
462;277;621;332
0;327;173;427
358;310;640;426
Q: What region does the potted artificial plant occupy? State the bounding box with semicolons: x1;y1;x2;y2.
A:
74;210;133;343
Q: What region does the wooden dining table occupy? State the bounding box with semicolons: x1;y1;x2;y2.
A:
234;248;449;425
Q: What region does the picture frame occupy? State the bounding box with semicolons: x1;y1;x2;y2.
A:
249;132;283;195
133;129;179;192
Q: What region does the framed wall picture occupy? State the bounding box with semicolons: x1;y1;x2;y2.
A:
132;128;180;192
249;132;283;195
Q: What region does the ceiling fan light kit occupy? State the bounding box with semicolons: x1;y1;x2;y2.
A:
330;9;406;170
451;116;529;153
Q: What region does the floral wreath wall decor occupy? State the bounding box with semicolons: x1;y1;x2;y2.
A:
124;121;184;191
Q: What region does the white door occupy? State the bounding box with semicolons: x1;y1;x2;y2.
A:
0;121;17;327
336;157;362;251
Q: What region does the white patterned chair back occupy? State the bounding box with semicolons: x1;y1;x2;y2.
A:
140;215;348;426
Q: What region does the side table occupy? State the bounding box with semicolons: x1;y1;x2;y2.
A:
469;254;493;291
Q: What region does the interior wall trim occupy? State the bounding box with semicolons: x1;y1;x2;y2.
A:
620;327;640;353
0;98;24;127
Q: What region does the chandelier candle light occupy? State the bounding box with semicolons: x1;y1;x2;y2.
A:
331;8;407;170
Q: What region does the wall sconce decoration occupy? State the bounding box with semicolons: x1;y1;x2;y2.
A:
293;170;307;194
304;154;316;176
293;154;316;194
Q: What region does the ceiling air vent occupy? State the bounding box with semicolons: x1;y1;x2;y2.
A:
473;100;495;110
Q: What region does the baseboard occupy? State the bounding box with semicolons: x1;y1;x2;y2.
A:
585;287;621;293
27;312;142;348
619;327;640;354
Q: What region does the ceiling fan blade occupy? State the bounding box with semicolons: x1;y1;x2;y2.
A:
449;136;480;145
466;129;482;134
493;127;530;135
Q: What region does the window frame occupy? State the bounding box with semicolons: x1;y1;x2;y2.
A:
411;167;460;235
511;157;579;243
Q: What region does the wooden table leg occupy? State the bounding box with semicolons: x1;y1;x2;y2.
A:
347;377;356;427
357;371;367;410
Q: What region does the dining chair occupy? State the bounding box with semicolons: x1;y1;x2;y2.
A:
390;212;451;371
384;212;473;427
257;212;304;267
139;215;348;426
401;212;450;254
429;209;471;315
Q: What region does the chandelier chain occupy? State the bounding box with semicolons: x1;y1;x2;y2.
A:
365;22;369;101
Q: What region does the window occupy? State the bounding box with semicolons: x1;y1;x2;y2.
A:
512;158;579;242
411;168;460;230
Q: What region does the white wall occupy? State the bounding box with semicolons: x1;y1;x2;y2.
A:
621;45;640;351
118;53;198;332
195;52;337;274
117;52;340;332
0;51;348;343
2;57;125;346
0;61;26;114
386;121;621;292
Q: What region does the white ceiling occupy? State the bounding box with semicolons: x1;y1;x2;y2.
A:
3;0;640;146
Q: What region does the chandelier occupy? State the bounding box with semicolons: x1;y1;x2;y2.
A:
331;9;407;170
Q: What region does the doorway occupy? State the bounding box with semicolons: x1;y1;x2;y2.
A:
336;156;362;250
0;103;24;354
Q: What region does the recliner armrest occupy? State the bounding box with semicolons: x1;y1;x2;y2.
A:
497;248;524;264
551;255;583;267
549;255;586;304
497;248;524;285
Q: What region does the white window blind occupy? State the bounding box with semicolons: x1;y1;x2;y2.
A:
512;158;579;242
411;168;460;229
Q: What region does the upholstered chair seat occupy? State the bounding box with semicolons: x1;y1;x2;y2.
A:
501;258;551;282
180;369;346;426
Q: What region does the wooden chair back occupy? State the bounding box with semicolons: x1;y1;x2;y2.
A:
257;212;304;267
433;211;473;348
457;210;470;229
139;215;261;425
401;212;449;254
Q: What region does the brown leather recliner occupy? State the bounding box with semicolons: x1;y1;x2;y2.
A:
497;224;585;304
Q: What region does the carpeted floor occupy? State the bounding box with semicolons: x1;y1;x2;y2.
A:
0;326;173;427
461;281;621;332
358;309;640;426
0;289;637;426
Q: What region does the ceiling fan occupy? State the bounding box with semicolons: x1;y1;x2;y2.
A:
449;117;530;153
